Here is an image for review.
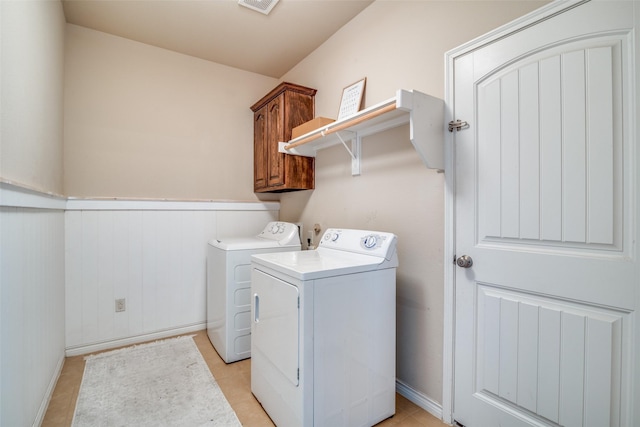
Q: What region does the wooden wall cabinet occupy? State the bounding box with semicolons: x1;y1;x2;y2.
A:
251;82;316;193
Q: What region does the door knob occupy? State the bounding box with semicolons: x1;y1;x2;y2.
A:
456;255;473;268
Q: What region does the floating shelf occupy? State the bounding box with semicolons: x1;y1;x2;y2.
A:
278;89;445;175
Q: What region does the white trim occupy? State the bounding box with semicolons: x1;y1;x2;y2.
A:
0;181;280;212
65;323;206;357
441;41;457;425
65;198;279;211
0;182;66;210
395;379;443;421
445;0;588;60
33;354;65;427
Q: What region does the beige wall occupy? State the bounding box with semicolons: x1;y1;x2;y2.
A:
3;0;548;413
1;0;66;194
63;24;278;200
280;0;547;406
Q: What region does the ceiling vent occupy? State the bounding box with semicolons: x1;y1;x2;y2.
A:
238;0;280;15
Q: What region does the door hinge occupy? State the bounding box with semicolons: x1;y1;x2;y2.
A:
448;120;469;132
297;368;300;380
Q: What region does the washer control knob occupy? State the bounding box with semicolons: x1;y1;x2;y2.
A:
362;234;378;249
331;232;340;242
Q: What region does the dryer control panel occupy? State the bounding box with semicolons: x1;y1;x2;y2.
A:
319;228;397;260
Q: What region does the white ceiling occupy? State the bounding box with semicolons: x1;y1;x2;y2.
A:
62;0;374;78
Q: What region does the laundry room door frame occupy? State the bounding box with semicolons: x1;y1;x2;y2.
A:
442;0;640;424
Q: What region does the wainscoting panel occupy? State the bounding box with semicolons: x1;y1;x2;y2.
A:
0;204;66;427
65;202;278;353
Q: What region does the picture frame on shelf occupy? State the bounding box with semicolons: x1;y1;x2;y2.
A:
337;78;366;120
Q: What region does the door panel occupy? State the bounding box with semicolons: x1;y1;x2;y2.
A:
254;110;267;190
251;268;299;386
475;285;625;426
267;96;285;187
452;1;637;426
477;39;622;252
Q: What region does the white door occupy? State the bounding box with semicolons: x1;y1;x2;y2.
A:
450;1;638;426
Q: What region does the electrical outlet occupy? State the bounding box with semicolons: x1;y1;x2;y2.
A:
115;298;126;312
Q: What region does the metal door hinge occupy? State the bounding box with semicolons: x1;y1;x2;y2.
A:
448;120;468;132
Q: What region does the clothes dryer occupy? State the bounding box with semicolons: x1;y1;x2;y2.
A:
250;228;398;426
207;221;300;363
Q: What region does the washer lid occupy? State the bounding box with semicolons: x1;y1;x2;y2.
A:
209;237;300;251
209;221;301;250
251;247;398;281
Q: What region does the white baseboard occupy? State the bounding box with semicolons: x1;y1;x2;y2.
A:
396;379;444;421
34;353;66;427
65;323;206;357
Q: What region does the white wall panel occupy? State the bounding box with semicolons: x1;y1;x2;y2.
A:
80;212;100;342
64;211;83;346
1;205;65;427
64;202;277;353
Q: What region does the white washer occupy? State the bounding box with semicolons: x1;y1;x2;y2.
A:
207;221;301;363
250;228;398;427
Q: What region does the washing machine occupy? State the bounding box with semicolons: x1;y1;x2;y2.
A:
250;228;398;427
207;221;301;363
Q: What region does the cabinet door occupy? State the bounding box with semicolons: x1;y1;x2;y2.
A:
253;108;267;191
250;82;316;193
266;95;285;188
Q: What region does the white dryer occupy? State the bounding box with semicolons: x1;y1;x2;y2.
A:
207;221;300;363
250;228;398;427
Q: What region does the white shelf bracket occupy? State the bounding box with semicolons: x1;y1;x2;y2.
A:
352;135;361;176
335;131;355;159
335;132;361;176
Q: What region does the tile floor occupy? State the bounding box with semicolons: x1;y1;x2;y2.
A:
42;330;449;426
